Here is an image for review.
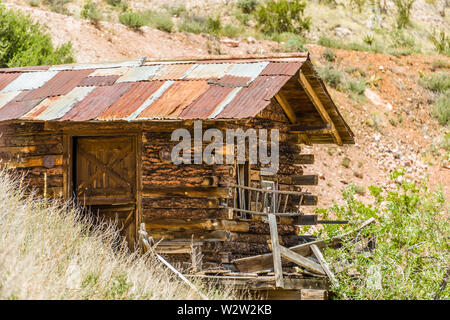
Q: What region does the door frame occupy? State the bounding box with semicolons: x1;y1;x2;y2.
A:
63;130;142;244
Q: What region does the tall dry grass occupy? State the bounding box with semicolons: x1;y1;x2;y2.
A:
0;169;236;299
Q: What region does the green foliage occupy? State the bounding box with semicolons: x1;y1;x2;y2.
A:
206;15;222;35
0;6;74;67
144;11;174;33
419;72;450;94
221;24;244;38
81;1;102;25
237;0;260;14
256;0;311;35
162;2;186;17
350;0;366;12
27;0;40;7
318;169;449;299
394;0;415;28
430;30;450;56
119;11;146;30
318;65;342;88
432;90;450;125
341;157;351;168
282;39;307;52
318;35;384;54
106;0;121;6
43;0;72;14
178;14;210;34
323;48;336;62
345;78;367;95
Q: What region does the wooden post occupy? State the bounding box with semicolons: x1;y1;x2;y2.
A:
311;244;338;286
268;213;284;288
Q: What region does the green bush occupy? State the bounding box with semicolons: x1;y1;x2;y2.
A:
221;24;243;38
430;30;450;56
432;90;450;125
282;39;307;52
106;0;121;6
119;11;147;30
323;48;336;62
256;0;310;34
144;11;174;32
419;72;450;94
394;0;415;28
0;5;74;67
178;14;209;34
162;2;186;17
43;0;72;14
237;0;260;13
345;78;367;95
316;169;449;299
318;65;342;88
81;1;102;25
318;35;384;54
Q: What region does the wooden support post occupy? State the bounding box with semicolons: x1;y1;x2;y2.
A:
279;245;325;275
311;244;338;286
268;213;284;288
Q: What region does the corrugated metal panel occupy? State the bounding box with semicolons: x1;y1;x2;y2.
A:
0;91;22;110
210;75;253;87
116;65;162;83
0;71;58;93
0;98;43;121
180;85;235;119
137;80;209;119
0;73;21;91
0;65;50;73
149;64;194;80
183;63;233;79
260;62;304;76
208;87;242;118
21;69;93;101
225;62;269;79
60;83;133;121
79;75;120;87
21;96;61;119
29;86;96;120
90;67;130;77
125;81;174;120
48;58;145;71
216;75;291;118
98;82;164;120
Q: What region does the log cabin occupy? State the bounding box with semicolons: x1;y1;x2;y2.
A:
0;53;354;297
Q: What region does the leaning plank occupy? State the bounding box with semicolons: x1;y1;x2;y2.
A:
279;245;325;275
311;244;338;286
233;218;376;272
268;213;284;288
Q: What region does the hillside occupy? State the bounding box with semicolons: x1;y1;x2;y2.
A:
2;0;449;209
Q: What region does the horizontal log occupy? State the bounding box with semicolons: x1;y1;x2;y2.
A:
146;229;232;241
142;175;219;188
142;187;231;199
5;155;63;168
291;175;318;186
142;197;222;209
293;154;314;164
143;208;229;219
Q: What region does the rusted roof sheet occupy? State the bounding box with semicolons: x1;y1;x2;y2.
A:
0;65;50;73
216;75;291;118
0;73;21;91
116;65;161;83
98;82;163;120
79;75;120;87
21;69;93;101
183;63;233;79
1;71;58;93
0;98;43;121
149;64;194;80
210;75;253;87
60;83;133;121
48;58;146;71
260;62;304;76
137;80;210;119
0;91;22;110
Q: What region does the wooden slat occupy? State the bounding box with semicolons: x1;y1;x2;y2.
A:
275;93;297;123
291;175;318;186
268;213;284;288
298;72;342;146
293;154;314;164
279;245;325;275
311;244;338;286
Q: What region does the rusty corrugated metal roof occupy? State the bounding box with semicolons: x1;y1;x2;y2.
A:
0;54;307;121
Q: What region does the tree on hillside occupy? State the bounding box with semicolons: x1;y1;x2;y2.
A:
0;5;74;67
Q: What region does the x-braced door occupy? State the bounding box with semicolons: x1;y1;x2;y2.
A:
74;136;137;247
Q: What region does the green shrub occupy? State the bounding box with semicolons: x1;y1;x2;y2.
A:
282;39;307;52
81;1;102;25
432;90;450;125
323;48;336;62
318;169;449;299
178;13;209;34
27;0;40;7
237;0;260;13
256;0;310;34
318;35;384;53
43;0;72;14
0;5;74;67
419;72;450;94
341;157;351;168
345;78;367;95
430;30;450;56
318;65;342;88
144;11;174;32
221;24;243;38
106;0;121;6
394;0;415;28
162;2;186;17
119;11;147;30
206;15;222;35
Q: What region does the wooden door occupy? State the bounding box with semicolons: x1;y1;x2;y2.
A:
74;136;137;247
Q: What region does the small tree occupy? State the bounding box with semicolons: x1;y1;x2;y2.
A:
0;5;74;67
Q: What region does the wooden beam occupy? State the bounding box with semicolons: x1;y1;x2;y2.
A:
289;123;332;133
275;93;297;123
300;289;328;300
291;175;318;186
279;245;325;275
293;154;314;164
298;72;342;146
268;213;284;288
311;244;338;286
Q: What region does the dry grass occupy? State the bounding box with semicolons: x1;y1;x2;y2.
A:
0;169;236;300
